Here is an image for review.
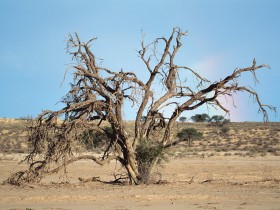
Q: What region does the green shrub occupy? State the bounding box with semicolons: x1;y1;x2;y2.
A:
190;114;210;122
210;115;225;123
179;116;187;123
177;127;203;146
135;140;166;183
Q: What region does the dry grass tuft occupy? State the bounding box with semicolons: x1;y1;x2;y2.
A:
0;119;279;157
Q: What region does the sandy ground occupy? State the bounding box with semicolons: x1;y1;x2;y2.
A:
0;154;280;210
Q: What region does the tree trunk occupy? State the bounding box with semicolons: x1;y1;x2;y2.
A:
122;147;141;184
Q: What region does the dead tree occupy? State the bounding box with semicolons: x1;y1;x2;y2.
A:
5;28;276;185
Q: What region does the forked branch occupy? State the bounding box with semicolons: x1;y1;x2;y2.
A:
4;28;276;186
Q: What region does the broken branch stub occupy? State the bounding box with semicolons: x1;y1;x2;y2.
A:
5;28;276;186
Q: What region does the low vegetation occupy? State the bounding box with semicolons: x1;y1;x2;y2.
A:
1;119;279;158
177;127;203;146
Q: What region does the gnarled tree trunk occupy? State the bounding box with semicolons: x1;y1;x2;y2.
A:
4;28;275;186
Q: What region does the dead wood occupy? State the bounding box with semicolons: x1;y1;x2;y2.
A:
5;28;276;186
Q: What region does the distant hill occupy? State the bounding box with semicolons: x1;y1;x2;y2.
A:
0;118;279;157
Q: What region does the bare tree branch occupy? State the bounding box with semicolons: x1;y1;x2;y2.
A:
5;28;276;186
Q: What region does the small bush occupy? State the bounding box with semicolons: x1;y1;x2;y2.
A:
220;126;230;135
190;114;210;122
178;116;187;123
177;127;203;146
135;140;166;184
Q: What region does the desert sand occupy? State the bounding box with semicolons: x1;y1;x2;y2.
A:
0;153;279;210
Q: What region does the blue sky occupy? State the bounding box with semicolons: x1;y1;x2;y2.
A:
0;0;279;122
